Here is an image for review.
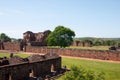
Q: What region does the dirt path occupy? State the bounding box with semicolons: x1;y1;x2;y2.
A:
61;55;120;64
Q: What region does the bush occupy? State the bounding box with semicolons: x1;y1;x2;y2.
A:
62;65;105;80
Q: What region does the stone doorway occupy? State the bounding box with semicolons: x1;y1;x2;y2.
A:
29;69;34;78
5;73;11;80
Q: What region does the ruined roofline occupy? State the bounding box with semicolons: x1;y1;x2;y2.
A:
23;30;51;34
0;57;61;68
0;52;61;67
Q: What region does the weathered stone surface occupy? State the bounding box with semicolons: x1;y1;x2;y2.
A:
23;30;51;46
45;53;60;59
3;42;21;51
2;42;120;61
0;59;9;66
25;46;120;61
28;54;45;62
9;56;28;64
72;41;92;47
23;31;36;42
0;40;4;50
109;46;120;51
0;53;61;80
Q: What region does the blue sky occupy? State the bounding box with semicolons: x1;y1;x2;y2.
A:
0;0;120;38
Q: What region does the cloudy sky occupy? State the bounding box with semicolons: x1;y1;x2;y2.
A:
0;0;120;38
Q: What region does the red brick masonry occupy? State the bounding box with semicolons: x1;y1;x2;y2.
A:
2;42;120;61
26;46;120;61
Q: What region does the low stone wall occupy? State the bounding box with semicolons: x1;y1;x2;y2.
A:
0;57;61;80
26;46;120;61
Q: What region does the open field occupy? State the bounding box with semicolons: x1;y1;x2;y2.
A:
48;46;110;50
68;46;110;50
58;57;120;80
0;53;31;58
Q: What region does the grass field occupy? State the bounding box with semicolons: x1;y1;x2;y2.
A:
58;57;120;80
48;46;110;50
68;46;109;50
0;53;30;58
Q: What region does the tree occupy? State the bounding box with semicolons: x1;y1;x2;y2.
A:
0;33;11;42
46;26;75;48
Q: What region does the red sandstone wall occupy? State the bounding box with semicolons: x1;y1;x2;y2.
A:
2;42;120;61
3;42;21;51
26;46;120;61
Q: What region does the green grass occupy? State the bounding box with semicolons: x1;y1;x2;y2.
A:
0;53;31;58
58;57;120;80
68;46;109;50
48;46;110;50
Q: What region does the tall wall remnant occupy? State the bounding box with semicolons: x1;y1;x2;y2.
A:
23;30;51;46
0;40;4;50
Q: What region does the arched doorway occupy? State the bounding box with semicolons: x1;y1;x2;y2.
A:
29;69;34;78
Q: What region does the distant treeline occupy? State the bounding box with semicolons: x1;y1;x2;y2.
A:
74;37;120;46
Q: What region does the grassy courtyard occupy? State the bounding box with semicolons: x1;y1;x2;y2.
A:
58;57;120;80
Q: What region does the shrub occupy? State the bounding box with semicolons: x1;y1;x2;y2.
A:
62;65;105;80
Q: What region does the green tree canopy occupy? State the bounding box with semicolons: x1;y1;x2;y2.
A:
46;26;75;48
0;33;11;42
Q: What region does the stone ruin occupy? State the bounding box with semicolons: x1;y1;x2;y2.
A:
0;57;9;66
109;46;120;51
72;41;92;47
0;40;4;50
0;53;60;66
23;30;51;46
0;53;62;80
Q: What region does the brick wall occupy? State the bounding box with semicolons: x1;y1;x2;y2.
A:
2;42;120;61
0;57;61;80
26;46;120;61
3;42;21;51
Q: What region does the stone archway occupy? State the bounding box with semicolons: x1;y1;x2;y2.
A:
5;73;11;80
29;69;34;78
51;64;55;72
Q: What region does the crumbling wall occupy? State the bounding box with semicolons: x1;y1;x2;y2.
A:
0;40;4;50
0;56;61;80
72;41;92;47
23;30;51;46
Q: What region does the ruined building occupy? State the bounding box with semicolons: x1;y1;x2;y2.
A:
72;41;92;47
23;30;51;46
0;53;61;80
